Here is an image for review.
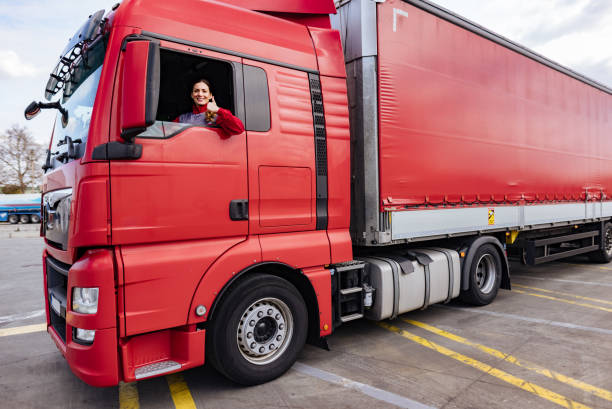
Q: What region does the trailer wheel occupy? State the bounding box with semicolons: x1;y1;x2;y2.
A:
588;223;612;263
19;214;30;224
8;214;19;224
30;214;41;223
461;244;502;305
207;273;308;385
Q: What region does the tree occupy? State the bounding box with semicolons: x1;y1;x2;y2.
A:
0;125;44;193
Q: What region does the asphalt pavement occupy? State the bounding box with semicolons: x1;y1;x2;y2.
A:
1;236;611;409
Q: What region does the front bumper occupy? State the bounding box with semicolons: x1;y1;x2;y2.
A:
44;247;206;386
44;249;119;386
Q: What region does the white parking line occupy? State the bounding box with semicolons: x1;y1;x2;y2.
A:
0;309;45;325
293;362;436;409
435;305;612;335
512;275;612;288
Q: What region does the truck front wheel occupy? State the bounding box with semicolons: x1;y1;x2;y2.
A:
460;244;502;305
207;273;308;385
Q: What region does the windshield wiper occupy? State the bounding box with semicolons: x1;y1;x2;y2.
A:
24;100;68;126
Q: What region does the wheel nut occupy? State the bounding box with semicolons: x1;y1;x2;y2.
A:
250;342;256;349
279;324;284;330
276;335;282;341
259;347;265;353
247;332;253;339
269;344;275;350
275;314;280;320
267;309;273;315
257;311;263;318
249;320;255;327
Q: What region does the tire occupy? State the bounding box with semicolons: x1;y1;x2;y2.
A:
588;223;612;263
8;214;19;224
19;214;30;224
207;274;308;385
460;244;502;306
30;214;41;223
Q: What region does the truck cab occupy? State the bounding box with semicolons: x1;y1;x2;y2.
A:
35;0;351;386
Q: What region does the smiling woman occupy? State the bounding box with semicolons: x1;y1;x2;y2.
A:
135;47;247;139
173;78;244;136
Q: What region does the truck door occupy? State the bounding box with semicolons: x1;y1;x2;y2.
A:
242;60;319;235
110;44;248;245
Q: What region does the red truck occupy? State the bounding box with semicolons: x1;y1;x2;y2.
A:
26;0;612;387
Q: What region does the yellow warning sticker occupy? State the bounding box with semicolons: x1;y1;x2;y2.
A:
488;208;495;225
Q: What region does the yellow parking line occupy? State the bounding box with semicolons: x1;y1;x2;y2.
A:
404;319;612;403
567;263;612;272
119;381;140;409
378;322;592;409
513;284;612;306
0;323;46;337
513;289;612;313
167;373;197;409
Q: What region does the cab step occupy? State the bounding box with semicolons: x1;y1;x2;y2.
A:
331;261;368;329
340;313;364;323
135;360;181;379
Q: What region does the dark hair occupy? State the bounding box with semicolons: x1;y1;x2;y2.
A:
191;78;213;95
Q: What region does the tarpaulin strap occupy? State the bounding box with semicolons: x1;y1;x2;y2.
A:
384;255;415;274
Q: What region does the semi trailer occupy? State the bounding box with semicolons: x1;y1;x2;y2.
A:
26;0;612;387
0;194;41;224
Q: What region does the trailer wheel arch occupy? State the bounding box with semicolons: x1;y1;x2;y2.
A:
460;235;510;292
207;262;321;344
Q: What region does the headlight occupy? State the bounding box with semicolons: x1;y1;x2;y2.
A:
74;328;96;343
72;287;99;314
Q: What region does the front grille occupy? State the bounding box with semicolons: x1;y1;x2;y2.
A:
46;256;70;342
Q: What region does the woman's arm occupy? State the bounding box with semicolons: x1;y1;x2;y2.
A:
215;108;245;136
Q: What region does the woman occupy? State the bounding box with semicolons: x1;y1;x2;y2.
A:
175;78;244;136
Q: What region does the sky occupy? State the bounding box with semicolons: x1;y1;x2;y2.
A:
0;0;611;145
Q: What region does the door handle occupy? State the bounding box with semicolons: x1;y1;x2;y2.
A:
229;200;249;221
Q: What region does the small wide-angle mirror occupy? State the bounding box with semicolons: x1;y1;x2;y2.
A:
24;100;69;125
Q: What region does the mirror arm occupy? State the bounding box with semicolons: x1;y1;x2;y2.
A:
25;100;68;124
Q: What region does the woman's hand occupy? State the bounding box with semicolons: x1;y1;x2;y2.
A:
207;97;219;113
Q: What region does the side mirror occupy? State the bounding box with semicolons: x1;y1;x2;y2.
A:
120;40;160;140
25;101;41;120
24;100;69;125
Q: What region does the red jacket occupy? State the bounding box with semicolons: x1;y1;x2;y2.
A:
174;104;245;137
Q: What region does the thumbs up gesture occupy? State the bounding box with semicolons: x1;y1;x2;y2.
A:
207;96;219;113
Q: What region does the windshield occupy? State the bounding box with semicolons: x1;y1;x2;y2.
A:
48;38;105;168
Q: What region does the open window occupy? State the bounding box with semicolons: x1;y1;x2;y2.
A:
137;48;244;138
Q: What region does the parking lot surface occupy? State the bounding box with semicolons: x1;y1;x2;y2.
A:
1;236;611;409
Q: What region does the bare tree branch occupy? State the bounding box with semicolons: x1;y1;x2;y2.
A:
0;124;44;193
